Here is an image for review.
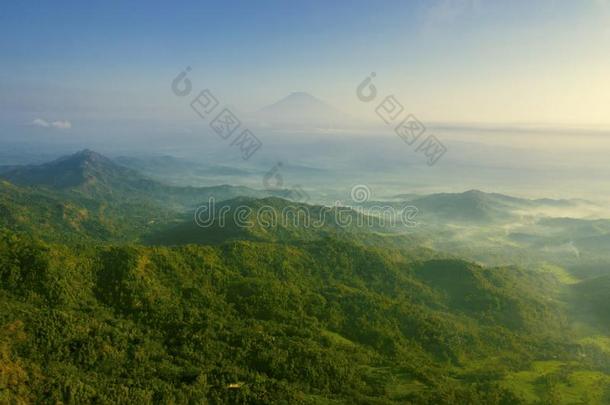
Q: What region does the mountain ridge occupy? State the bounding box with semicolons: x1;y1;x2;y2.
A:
0;150;293;210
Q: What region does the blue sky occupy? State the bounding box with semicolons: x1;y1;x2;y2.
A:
1;0;610;138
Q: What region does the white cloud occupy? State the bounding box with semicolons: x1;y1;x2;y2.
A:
51;120;72;129
31;118;51;128
29;118;72;130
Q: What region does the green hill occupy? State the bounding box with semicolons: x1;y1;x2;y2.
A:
2;153;610;404
1;230;595;404
397;190;588;225
146;196;405;246
0;179;176;243
0;150;291;211
0;151;299;243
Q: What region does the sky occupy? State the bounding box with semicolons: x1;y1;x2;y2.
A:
1;0;610;139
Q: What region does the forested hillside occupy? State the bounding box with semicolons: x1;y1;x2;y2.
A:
1;230;609;404
1;152;610;404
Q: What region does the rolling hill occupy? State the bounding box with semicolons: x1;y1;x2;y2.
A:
0;151;296;243
0;229;593;404
1;151;610;403
145;196;403;246
388;189;597;225
0;150;291;211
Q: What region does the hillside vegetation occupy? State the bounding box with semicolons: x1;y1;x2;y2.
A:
1;151;610;404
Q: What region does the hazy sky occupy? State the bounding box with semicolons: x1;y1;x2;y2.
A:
1;0;610;136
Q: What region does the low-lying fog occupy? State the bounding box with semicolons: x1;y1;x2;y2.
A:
2;125;610;204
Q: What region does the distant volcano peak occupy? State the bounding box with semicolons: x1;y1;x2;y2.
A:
254;92;351;129
285;91;319;100
259;92;329;110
